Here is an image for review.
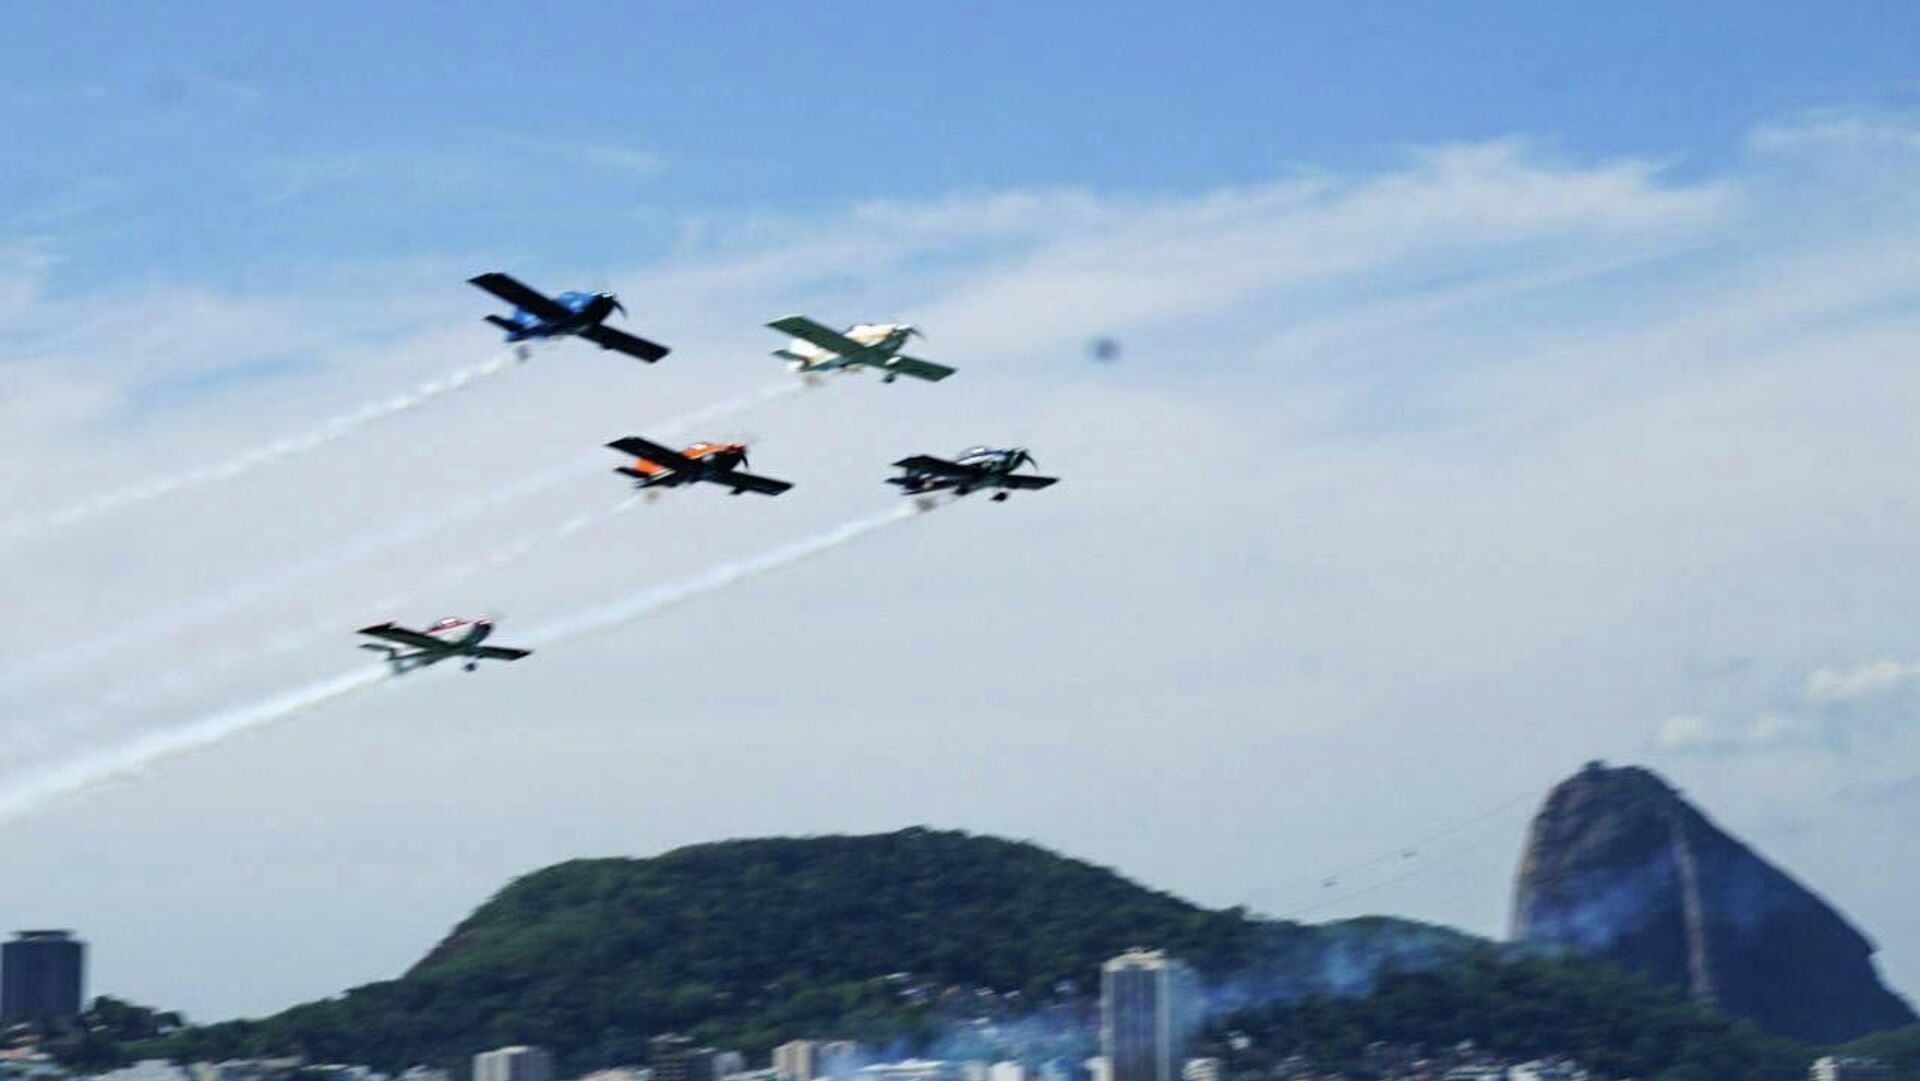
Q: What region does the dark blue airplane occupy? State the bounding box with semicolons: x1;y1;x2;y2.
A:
889;446;1058;502
468;272;671;362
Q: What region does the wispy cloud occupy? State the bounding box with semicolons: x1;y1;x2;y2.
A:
1750;107;1920;153
1656;656;1920;757
490;133;669;178
1653;713;1829;754
1805;660;1920;705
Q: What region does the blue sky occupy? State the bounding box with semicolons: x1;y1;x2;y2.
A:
5;5;1920;1024
9;3;1920;291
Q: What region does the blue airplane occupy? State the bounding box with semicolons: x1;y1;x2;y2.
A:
468;272;671;362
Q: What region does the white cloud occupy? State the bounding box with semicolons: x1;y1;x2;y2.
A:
490;133;669;177
1654;713;1827;754
1805;660;1920;705
1750;108;1920;154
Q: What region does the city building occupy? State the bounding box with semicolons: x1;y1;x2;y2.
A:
300;1067;384;1081
713;1053;745;1080
818;1044;861;1081
1178;1060;1218;1081
473;1047;553;1081
1;931;85;1022
90;1062;190;1081
853;1061;952;1081
187;1058;308;1081
651;1036;719;1081
774;1042;817;1081
986;1063;1025;1081
1811;1057;1894;1081
1100;949;1199;1081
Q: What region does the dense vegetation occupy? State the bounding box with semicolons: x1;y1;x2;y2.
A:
1841;1024;1920;1078
148;828;1468;1073
20;996;187;1072
1210;949;1839;1081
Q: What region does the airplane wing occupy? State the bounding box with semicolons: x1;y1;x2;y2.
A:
1001;474;1059;490
357;623;448;651
884;356;957;382
892;455;985;479
579;323;671;363
470;645;533;661
709;470;794;496
467;273;569;321
767;316;868;357
607;436;699;473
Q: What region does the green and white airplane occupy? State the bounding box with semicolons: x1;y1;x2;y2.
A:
766;316;956;383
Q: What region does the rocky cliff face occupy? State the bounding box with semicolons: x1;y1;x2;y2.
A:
1511;762;1914;1044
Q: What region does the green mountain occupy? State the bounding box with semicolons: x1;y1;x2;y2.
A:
1211;948;1825;1081
154;828;1471;1072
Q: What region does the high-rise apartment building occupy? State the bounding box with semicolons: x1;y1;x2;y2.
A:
473;1046;554;1081
1;930;85;1022
1100;949;1198;1081
774;1042;819;1081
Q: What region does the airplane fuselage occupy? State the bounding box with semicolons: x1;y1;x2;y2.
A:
384;618;495;671
503;292;622;341
626;443;749;487
892;447;1042;499
782;324;913;371
423;617;494;648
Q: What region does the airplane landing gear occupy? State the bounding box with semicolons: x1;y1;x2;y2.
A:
991;492;1009;502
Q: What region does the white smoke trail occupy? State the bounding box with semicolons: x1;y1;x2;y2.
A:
0;379;814;698
649;378;811;437
0;497;929;824
78;493;650;712
0;666;392;825
529;498;928;647
1;349;522;543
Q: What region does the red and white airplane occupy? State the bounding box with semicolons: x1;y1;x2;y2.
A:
356;617;532;673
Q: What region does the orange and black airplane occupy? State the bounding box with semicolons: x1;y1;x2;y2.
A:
606;435;794;496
